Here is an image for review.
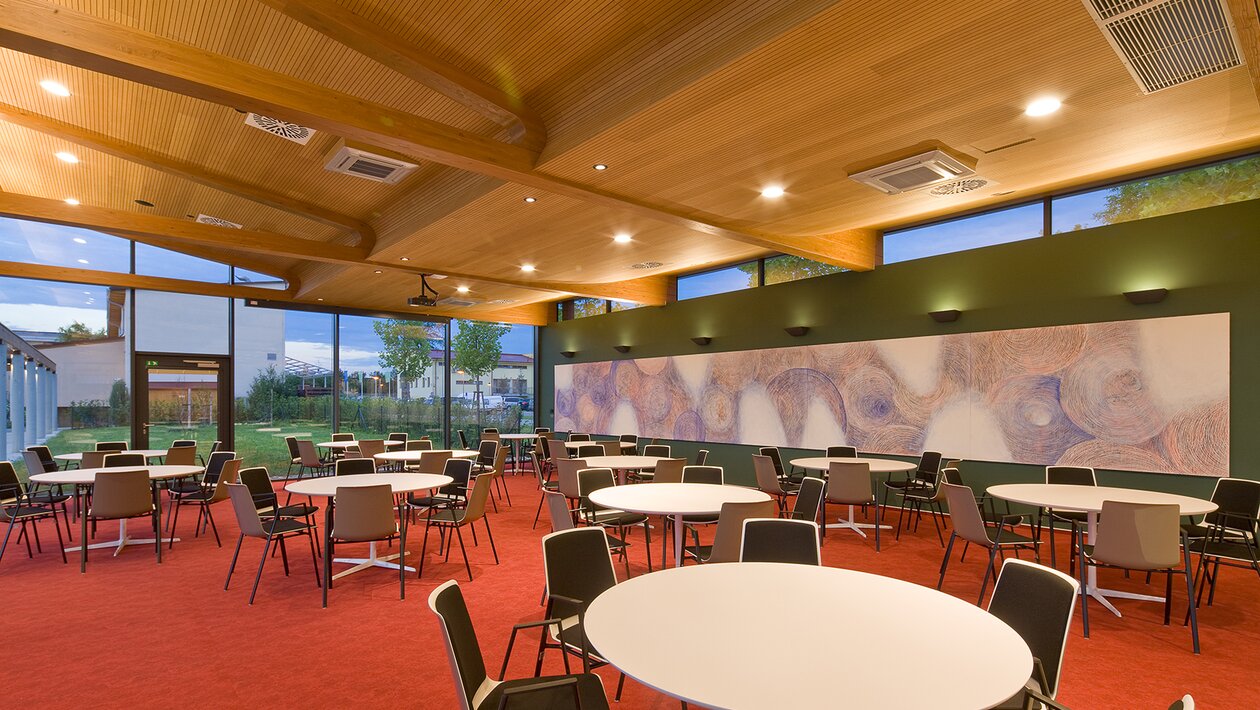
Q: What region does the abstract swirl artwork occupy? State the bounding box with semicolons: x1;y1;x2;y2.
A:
554;313;1229;476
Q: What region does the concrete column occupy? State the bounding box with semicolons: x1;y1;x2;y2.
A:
24;359;36;446
33;365;45;442
0;354;8;462
47;371;58;434
10;353;24;454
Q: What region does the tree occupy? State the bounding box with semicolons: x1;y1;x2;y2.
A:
452;320;509;427
108;379;130;426
1094;156;1260;225
58;321;106;342
737;256;843;287
373;319;438;398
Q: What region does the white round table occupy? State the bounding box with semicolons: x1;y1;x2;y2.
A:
564;440;636;452
580;455;666;485
789;457;917;536
30;465;205;554
373;449;478;464
498;433;540;472
285;472;453;579
317;439;402;449
55;449;169;463
589;483;772;567
584;563;1033;709
988;483;1216;617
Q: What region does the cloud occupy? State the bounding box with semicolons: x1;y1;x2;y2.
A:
0;304;107;332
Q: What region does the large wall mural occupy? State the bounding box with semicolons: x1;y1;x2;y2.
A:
554;313;1230;476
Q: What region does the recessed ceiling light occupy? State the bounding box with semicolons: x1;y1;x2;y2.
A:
316;298;324;301
613;233;632;243
457;285;470;294
64;198;79;206
523;196;537;203
39;80;71;97
74;238;87;244
1025;97;1061;117
593;164;608;171
134;199;155;207
760;185;785;199
54;151;78;164
77;258;89;264
399;257;410;261
520;264;536;273
373;269;382;274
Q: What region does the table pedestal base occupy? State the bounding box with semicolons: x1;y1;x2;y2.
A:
332;540;413;580
66;519;178;555
825;505;892;537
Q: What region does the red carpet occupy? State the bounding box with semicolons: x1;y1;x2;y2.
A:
4;475;1257;708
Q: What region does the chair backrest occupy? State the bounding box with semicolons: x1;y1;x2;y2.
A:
576;444;603;458
790;476;825;523
0;461;23;499
826;445;857;458
941;482;992;546
568;433;591;442
171;439;195;447
238;466;276;511
480;430;500;445
210;441;222;454
457;430;471;450
708;500;778;563
1207;478;1260;533
416;450;453;475
296;440;324;467
916;451;943;481
476;440;499;466
332;484;396;541
1046;465;1096;486
941;467;964;486
1094;501;1182;569
388;432;408;443
104;452;146;468
96;441;128;452
682;465;723;485
576;468;616;514
461;476;494;523
537;436;552;460
545;491;575;532
651;458;687;484
332;432;354;441
22;450;53;479
357;439;387;459
826;461;873;505
428;580;490;710
555;458;588;498
81;451;108;469
285;436;300;459
752;454;785;496
440;458;475;496
26;446;57;471
759;447;785;477
600;441;621;456
482;427;499;434
209;460;242;502
92;469;152;518
942;458;962;471
618;433;637;444
535;427;552;434
988;559;1080;699
226;483;268;538
336;457;377;476
542;528;618;618
204;451;237;483
164;445;198;467
695;449;709;466
643;444;671;457
407;439;435;451
740;518;821;565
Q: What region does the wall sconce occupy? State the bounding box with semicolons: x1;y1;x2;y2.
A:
783;326;810;337
613;345;632;354
690;336;712;346
929;309;961;323
560;351;577;358
1123;288;1168;305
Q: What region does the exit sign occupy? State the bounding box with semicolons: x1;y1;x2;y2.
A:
145;360;158;367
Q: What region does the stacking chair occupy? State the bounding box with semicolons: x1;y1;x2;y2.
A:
532;452;560;529
1075;501;1200;653
599;441;621;456
294;440;333;483
576;444;603;459
284;436;302;478
576;468;651;575
95;441;128;452
458;430;472;450
171;439;196;448
740;518;821;565
406;439;435;452
356;439;387;466
331;432;354;441
753;454;798;513
238;466;320;533
417;476;498;581
224;483;321;604
323;484;405;607
80;451;108;469
823;460;881;550
0;464;67;565
568;433;591;442
882;451;942;509
987;559;1079;710
163;444;198;467
631;454;683;483
25;446;58;472
787;475;826;527
826;445;857;458
618;433;638;454
478;445;511;510
83;470;161;572
897;465;947;546
200;441;222;466
1186;479;1260;610
682;465;723;486
387;432;408;447
759;446;800;485
642;444;670;458
938;482;1040;604
335;457;376;476
167;450;233;522
429;580;609;710
472;440;500;474
408;458;473;515
555;458;589;517
1039;466;1097;572
14;455;72;538
534;527;627;701
683;500;776;564
104;452;146;468
167;458;240;547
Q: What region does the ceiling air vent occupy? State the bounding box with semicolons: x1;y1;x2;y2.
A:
630;261;663;270
848;150;976;195
1082;0;1243;94
244;113;315;145
324;140;418;184
928;178;993;196
195;214;243;229
438;298;479;308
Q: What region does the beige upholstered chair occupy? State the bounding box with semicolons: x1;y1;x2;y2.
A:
644;457;686;484
164;445;197;467
417;476;499;581
295;440;333;481
80;451;108;469
356;439;387;462
684;499;777;564
824;460;881;550
599;441;620;456
937;482;1039;604
324;484;404;606
412;450;453;474
224;481;321;604
555;458;589;508
84;469;159;572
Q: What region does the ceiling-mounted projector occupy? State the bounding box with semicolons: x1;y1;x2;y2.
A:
409;274;440;308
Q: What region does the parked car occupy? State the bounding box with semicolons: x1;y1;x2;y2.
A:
503;395;532;411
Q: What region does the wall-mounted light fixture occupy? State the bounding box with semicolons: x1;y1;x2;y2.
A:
691;336;712;346
1123;288;1168;305
784;326;810;337
560;351;577;358
929;309;961;323
613;345;632;354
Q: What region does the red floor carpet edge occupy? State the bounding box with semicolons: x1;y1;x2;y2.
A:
3;474;1258;709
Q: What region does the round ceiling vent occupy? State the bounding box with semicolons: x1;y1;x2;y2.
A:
928;178;989;196
630;261;663;269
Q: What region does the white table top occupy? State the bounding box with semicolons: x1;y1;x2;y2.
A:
497;433;539;440
580;455;665;469
589;483;770;517
563;441;636;450
373;449;478;462
30;465;205;485
988;483;1218;516
316;440;404;449
54;449;169;461
584;563;1032;710
284;472;453;497
789;456;917;474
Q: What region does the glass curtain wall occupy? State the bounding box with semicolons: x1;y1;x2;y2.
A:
337;315;448;446
451;320;535;439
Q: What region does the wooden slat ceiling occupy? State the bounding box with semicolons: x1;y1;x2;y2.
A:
0;0;1257;325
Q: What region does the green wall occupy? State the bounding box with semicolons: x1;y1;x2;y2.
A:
539;199;1260;497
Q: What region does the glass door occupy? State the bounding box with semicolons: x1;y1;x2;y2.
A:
133;353;233;458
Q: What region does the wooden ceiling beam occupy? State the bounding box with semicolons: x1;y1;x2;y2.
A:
0;0;877;271
1226;0;1260;104
257;0;546;152
111;231;301;291
0;100;376;249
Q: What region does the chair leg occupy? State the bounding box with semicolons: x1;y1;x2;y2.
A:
873;498;881;552
80;505;88;574
455;526;472;581
937;533;957;589
929;501;945;546
483;517;499;564
169;501;182;549
204;504;221;547
250;537;271;605
225;533;244;590
1047;515;1057;569
1183;546;1200;654
398;510;408;600
51;514;67;564
307;531;322;588
279;535;291;576
643;519;653;573
1079;555;1090;639
616;672;626;702
1163;570;1173;625
979;545;1000;605
417;517;432;579
0;516;18;565
532;492;546;529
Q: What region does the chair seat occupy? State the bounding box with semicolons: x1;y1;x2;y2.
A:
1192;538;1260;564
587;509;647;527
540;481;558;491
884;478;931;491
1080;544;1177;570
987;527;1038;546
2;503;56;520
261;518;314;535
409;493;464;509
683;543;713;561
904;486;941;502
176;487;217;501
1048;509;1089;523
23;490;70;505
1182;521;1252;540
481;673;609;710
167;480;203;496
682;513;719;524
